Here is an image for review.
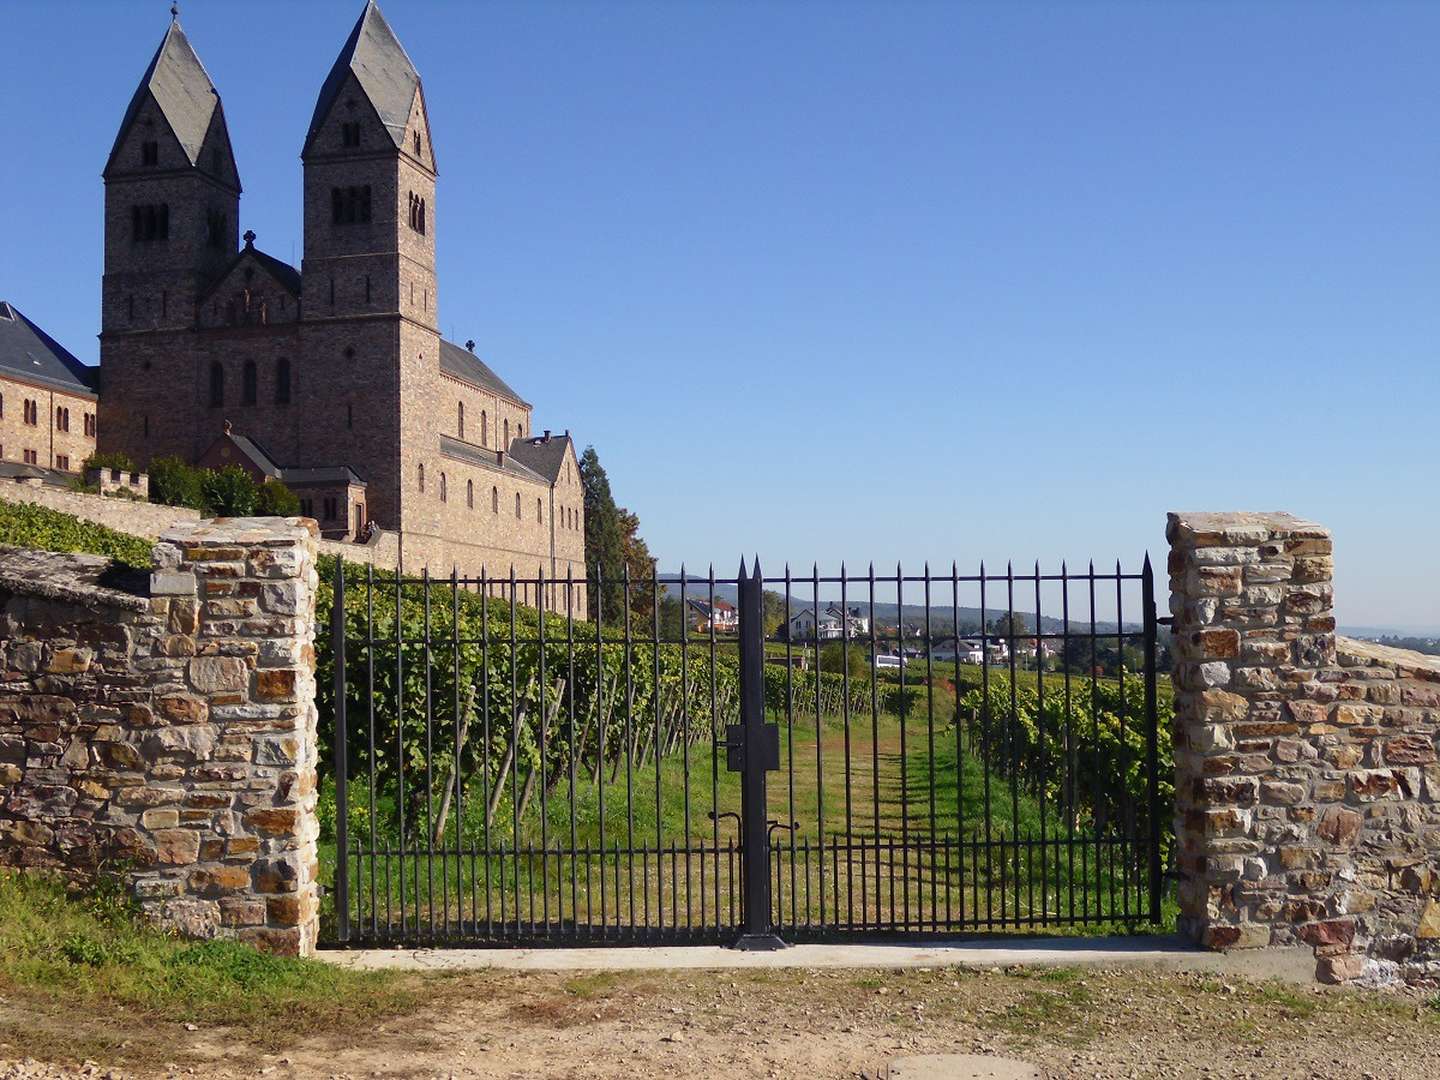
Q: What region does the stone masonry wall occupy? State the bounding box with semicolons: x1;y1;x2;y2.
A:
1169;511;1439;985
0;481;203;540
0;517;321;956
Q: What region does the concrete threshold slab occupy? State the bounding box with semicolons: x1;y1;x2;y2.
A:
318;935;1315;983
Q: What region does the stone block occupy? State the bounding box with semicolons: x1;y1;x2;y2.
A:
46;647;93;674
255;668;298;702
153;828;200;865
150;571;197;597
188;865;253;896
1315;954;1365;984
188;656;248;694
244;806;300;836
1316;806;1362;847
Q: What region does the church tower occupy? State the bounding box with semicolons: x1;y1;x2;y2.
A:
98;11;241;462
299;0;439;532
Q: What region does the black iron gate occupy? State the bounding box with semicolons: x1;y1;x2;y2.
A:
322;555;1166;947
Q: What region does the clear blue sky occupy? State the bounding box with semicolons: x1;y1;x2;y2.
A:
1;1;1436;629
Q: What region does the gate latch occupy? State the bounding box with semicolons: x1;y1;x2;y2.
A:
724;723;781;773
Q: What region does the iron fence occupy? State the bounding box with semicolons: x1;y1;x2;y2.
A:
321;555;1168;947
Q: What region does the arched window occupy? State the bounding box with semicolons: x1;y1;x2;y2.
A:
275;358;291;404
503;419;509;445
0;392;5;418
439;473;447;503
466;479;474;509
491;486;499;513
537;498;543;523
515;492;521;518
481;410;487;447
242;360;257;405
457;401;464;440
418;463;425;493
209;362;224;407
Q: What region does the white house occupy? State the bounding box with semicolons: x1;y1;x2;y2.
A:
686;597;738;634
787;605;867;641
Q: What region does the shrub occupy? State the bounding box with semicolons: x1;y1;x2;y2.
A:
0;501;151;569
81;451;137;474
148;456;206;510
201;465;259;517
255;479;301;517
819;642;869;679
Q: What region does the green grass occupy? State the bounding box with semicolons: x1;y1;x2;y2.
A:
0;870;415;1044
0;499;152;569
324;696;1173;937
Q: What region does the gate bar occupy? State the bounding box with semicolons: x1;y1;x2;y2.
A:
1142;554;1162;923
332;556;349;943
735;558;786;950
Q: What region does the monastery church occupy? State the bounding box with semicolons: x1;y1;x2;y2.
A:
83;1;586;594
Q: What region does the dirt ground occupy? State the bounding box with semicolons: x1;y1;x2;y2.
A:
2;965;1437;1080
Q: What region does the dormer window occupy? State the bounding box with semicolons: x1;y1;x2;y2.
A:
141;141;159;167
342;122;361;148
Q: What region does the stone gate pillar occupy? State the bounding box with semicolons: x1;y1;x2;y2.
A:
145;518;322;955
1168;511;1440;985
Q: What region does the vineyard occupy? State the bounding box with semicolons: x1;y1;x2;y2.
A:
315;558;1173;942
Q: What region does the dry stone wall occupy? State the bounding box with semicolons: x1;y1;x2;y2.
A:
0;517;321;956
1169;511;1439;985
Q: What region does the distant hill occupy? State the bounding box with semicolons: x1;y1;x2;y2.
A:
658;576;1139;635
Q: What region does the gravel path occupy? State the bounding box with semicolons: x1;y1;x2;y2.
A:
2;965;1437;1078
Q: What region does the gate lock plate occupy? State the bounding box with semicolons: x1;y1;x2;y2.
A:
725;723;781;773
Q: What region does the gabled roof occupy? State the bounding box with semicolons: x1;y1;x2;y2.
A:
209;428;363;487
0;302;97;397
438;339;528;406
506;433;573;485
439;434;548;484
201;238;302;303
305;1;424;157
106;18;223;175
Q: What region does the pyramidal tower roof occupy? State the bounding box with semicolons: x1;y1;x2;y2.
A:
106;14;222;173
305;0;422;156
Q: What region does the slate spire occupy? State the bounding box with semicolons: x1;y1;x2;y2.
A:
104;15;229;178
304;0;424;157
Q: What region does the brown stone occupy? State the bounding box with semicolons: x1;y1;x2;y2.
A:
153;828;201;865
237;926;303;957
244;806;300;835
1297;918;1354;948
1285;700;1329;725
1418;900;1440;940
255;668;297;702
1197;689;1250;723
1384;734;1436;766
252;856;300;893
267;894;304;926
1192;629;1240;660
1315;954;1364;984
94;741;144;769
46;647;93;674
157;695;207;724
11;820;54;846
1316;806;1362;847
219;897;267;927
1260;781;1306;806
188;865;252;895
